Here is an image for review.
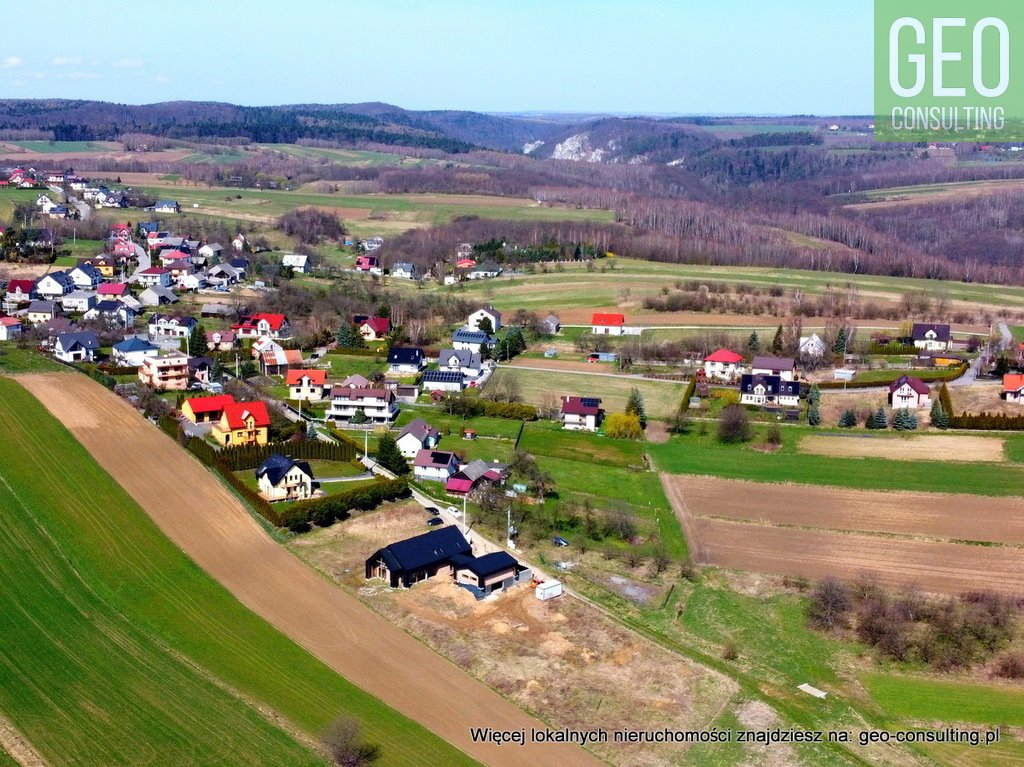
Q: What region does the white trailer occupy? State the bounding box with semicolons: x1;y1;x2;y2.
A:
535;580;563;601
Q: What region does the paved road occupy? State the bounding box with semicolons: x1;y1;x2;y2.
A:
49;185;91;220
998;322;1015;351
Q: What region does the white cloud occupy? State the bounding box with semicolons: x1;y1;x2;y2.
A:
113;58;143;69
66;71;101;81
51;56;81;66
1;56;24;69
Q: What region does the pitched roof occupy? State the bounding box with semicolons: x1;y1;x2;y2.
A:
387;347;423;366
452;329;493;344
6;279;34;294
911;323;951;342
561;396;602;416
752;355;796;370
451;550;518;579
372;527;471;575
338;373;370;388
285;368;327;386
592;312;625;326
140;266;169;275
889;375;931;395
221;401;271;429
256;454;313;486
0;317;21;327
56;331;99;350
705;349;744;364
183;394;236;415
113;336;158;352
97;283;128;295
423;370;464;385
398;417;439;443
740;374;802;397
440;348;481;368
1003;374;1024;393
330;386;392;402
413;449;459;469
360;317;391;335
27;300;55;313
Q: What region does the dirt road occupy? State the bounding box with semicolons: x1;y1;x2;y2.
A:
17;374;605;767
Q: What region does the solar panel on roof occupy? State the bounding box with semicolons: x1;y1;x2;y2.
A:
580;397;601;408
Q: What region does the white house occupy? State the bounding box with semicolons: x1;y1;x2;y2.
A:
149;314;197;340
888;376;931;410
438;348;484;378
387;347;424;376
1003;375;1024;403
111;336;160;366
751;356;796;381
392;262;416;280
0;317;22;340
421;370;465;392
25;300;59;324
286;369;330;401
281;253;310;274
326;386;398;425
232;313;292;340
591;312;625;336
67;264;103;291
139;286;178;307
53;331;99;363
84;300;135;326
412;449;460;482
739;375;802;408
560;396;603;432
703;349;744;381
60;290;97;314
912;323;952;352
154;199;180;214
467;262;502;280
207;263;242;286
466;306;502;332
136;267;172;288
35;272;74;300
177;271;207;292
451;329;494;355
198;243;224;261
256;454;315;503
396;418;440;459
799;334;828;359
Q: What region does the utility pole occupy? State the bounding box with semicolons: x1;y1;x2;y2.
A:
462;493;468;537
506;505;515;550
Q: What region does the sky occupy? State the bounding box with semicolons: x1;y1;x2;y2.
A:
0;1;873;115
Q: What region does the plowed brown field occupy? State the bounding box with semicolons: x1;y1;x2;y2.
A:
18;374;604;767
662;475;1024;596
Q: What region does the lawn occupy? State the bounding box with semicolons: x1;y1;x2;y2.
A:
9;140;114;153
490;366;686;419
0;187;43;220
648;426;1024;497
863;673;1024;727
0;344;67;374
326;353;387;380
0;377;479;767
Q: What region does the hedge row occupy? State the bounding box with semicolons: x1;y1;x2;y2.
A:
213;439;356;471
868;342;918;355
275;478;410;531
948;412;1024;430
817;364;968;390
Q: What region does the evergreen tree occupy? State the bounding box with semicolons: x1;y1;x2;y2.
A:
994;355;1011;377
808;402;821;427
211;357;224;381
838;409;857;428
375;432;409;475
808;384;821;406
746;331;761;354
929;399;949;430
833;327;848;354
188;323;209;357
871;408;889;430
351;409;368;425
336;323;365;349
476;316;494;335
893;408;918;431
625;388;647;429
771;324;784;355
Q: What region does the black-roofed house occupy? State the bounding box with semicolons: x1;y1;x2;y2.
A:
739;374;802;408
255;454;315;502
421;369;465;392
365;526;472;588
387;346;424;375
451;329;495;354
53;331;99;363
438;347;483;378
451;551;525;596
911;323;951;352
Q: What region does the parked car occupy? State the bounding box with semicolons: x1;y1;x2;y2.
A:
424;506;440;516
552;536;570;547
447;505;462;517
426;517;444;527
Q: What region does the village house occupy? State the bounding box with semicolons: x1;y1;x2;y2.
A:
281;253;310;274
111;336;159;367
365;526;472;589
467;262;502;280
188;357;214;386
354;254;380;272
254;339;303;376
211;401;271;447
136;266;172;288
739;374;802;408
154;199;180;214
53;331;99;363
0;317;22;341
176;270;207;292
35;271;74;300
445;459;508;495
96;282;128;298
139;286;179;307
591;312;625;336
148;314;197;340
138;351;191;391
413;449;460;482
67;264;103;291
422;370;465;392
326;386;398;425
703;349;744;381
541;314;561;335
286;369;330;401
181;393;236;424
912;323;952;352
206;263;242;286
1002;374;1024;403
466;306;502;332
256;454;315;502
60;290;97;314
451;329;494;355
84;300;134;326
80;255;119;279
396;418;441;459
438;348;484;378
387;347;424;376
357;317;391;342
751;355;797;381
233;312;292;340
391;262;416;280
206;330;237;352
888;375;932;410
26;300;59;324
197;242;223;261
4;279;36;304
560;396;603;432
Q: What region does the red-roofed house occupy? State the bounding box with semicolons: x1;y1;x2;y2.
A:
888;375;931;410
1003;374;1024;404
212;401;271;446
233;312;292;340
4;279;35;304
358;317;391;342
703;349;744;381
137;266;171;288
560;396;604;432
97;282;128;297
0;316;22;341
355;255;379;272
591;313;626;336
286;369;330;401
181;394;236;424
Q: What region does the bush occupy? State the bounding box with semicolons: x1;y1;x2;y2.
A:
764;424;782;446
322;717;381;767
993;651;1024;680
604;413;644;440
717;405;751;444
867;408;889;430
807;577;851;630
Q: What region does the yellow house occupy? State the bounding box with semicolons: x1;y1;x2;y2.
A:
211;401;271;446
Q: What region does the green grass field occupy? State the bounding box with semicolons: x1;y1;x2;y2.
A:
268;145;437;168
863;674;1024;726
0;377;479;767
0;345;68;374
7;140;115;153
491;366;686;419
0;187;43;220
648;426;1024;497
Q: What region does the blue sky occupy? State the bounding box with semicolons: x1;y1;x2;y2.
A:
0;1;873;114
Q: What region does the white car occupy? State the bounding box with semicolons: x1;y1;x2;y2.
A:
447;505;462;518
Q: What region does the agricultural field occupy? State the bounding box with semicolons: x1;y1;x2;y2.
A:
268;144;439;167
1;140;118;154
491;365;687;419
19;372;597;767
798;433;1006;463
661;475;1024;595
842;178;1024;208
0;375;479;767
